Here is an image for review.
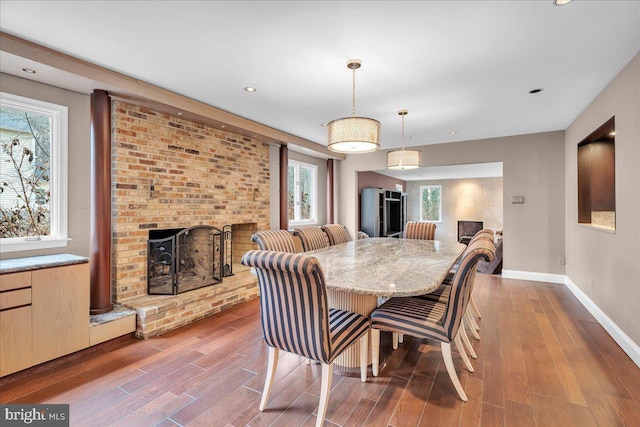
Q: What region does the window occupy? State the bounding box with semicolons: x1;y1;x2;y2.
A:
419;185;442;222
287;160;318;225
0;92;68;252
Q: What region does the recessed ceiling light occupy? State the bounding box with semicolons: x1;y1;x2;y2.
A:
321;123;328;127
529;88;543;94
244;86;257;93
220;125;226;128
176;112;183;116
449;130;457;135
553;0;572;5
22;68;36;74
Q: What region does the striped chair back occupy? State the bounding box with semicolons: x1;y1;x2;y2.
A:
441;238;495;340
241;250;331;363
293;226;330;251
470;229;494;244
321;224;351;246
405;221;436;240
251;229;296;253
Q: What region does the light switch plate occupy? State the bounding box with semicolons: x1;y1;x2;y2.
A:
512;196;525;204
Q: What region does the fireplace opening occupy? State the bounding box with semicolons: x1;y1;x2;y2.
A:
457;220;483;244
148;225;223;295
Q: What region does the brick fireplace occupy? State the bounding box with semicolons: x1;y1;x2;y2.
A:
111;101;270;338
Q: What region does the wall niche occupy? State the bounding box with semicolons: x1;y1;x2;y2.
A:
577;116;615;231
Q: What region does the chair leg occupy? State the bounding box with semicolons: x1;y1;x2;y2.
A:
441;342;468;402
454;333;474;373
398;333;404;343
459;319;477;359
260;346;279;411
371;329;380;377
359;333;368;383
465;310;481;340
470;295;482;318
392;332;399;350
317;363;334;427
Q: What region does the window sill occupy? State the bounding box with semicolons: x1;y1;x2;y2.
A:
577;223;616;234
0;238;71;253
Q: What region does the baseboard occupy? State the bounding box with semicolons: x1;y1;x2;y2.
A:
501;269;566;284
564;276;640;368
500;269;640;368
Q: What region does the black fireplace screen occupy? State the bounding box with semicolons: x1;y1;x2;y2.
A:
457;220;483;244
148;225;223;295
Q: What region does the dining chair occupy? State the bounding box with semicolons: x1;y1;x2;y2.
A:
392;220;436;348
370;238;495;401
293;225;330;251
240;250;369;427
251;229;296;253
321;224;351;246
404;221;436;240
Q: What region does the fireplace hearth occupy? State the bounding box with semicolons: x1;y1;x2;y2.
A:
148;226;223;295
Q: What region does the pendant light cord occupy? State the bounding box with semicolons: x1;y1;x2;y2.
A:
352;67;356;116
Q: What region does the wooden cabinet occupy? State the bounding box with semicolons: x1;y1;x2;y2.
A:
32;264;90;365
0;271;32;377
0;262;89;376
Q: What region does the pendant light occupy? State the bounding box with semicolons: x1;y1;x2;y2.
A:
327;59;380;153
387;110;422;170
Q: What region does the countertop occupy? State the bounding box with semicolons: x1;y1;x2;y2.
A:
0;253;89;274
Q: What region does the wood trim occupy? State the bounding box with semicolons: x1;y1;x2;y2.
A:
279;145;289;230
90;90;113;314
0;31;344;160
327;159;334;224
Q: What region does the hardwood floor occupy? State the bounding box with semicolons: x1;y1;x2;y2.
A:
2;274;639;426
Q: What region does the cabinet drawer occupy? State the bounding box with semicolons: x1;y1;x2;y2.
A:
0;271;31;291
0;288;31;310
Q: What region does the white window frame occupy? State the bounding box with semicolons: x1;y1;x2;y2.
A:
288;159;318;226
1;92;69;253
419;185;442;223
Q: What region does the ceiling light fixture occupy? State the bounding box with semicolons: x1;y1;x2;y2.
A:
22;68;36;74
244;86;256;93
449;130;457;135
553;0;572;5
387;110;422;170
327;59;380;153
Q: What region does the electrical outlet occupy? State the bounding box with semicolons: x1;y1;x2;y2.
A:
511;196;525;204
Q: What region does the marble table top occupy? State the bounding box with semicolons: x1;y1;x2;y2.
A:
0;253;89;274
307;238;466;298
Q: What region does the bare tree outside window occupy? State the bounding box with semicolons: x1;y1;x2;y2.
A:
420;185;442;222
287;160;317;224
0;106;51;238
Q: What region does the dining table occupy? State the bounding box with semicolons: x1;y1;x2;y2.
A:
307;237;466;373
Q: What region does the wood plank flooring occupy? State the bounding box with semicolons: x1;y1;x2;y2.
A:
2;274;639;426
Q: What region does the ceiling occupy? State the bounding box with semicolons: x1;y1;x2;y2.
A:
377;162;503;182
1;1;639;156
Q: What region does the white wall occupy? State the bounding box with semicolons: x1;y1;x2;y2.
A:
338;130;565;275
0;73;91;259
565;52;640;346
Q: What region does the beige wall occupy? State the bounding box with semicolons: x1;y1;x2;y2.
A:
565;52;640;345
338;130;565;274
0;73;91;260
406;177;503;244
